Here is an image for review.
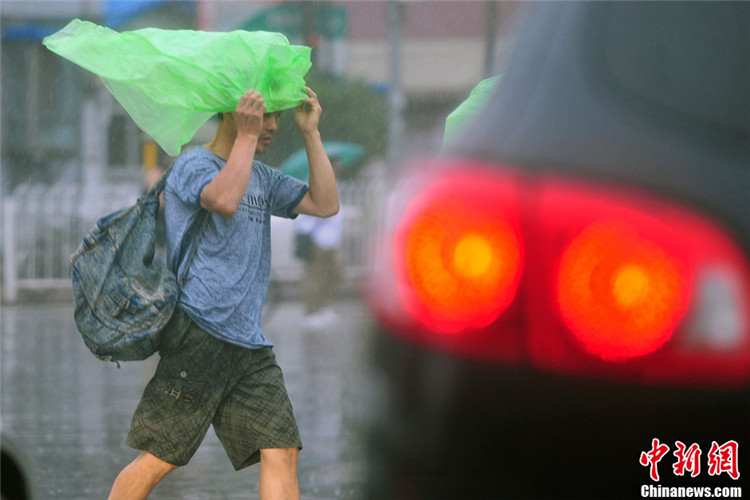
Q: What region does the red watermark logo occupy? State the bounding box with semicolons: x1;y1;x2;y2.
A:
640;439;740;482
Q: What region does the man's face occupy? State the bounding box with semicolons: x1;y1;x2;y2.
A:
255;111;281;154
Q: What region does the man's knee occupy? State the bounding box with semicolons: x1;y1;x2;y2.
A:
260;448;299;469
109;452;179;500
132;451;180;476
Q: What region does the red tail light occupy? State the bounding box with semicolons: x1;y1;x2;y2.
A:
557;221;689;361
367;161;750;388
395;173;523;333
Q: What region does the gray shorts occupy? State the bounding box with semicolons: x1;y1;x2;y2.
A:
126;308;302;470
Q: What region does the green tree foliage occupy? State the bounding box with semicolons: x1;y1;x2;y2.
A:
262;72;387;176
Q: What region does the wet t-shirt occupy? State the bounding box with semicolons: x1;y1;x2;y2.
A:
165;146;308;348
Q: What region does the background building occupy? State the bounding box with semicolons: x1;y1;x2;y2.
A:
1;0;196;191
0;0;520;302
1;0;518;190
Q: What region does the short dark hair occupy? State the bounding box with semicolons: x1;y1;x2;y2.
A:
216;112;224;122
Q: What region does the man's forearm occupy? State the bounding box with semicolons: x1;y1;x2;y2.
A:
303;130;339;217
200;134;257;217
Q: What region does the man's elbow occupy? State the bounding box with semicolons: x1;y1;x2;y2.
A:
201;195;237;218
318;199;339;218
306;203;338;218
324;200;340;217
214;205;237;218
296;191;339;217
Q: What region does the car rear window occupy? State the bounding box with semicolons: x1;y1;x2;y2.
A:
596;2;748;140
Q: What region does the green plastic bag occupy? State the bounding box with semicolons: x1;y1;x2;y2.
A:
442;75;501;150
43;19;312;155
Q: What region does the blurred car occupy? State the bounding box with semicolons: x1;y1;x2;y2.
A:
363;2;749;498
1;434;33;500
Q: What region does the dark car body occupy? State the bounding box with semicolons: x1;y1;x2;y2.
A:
364;2;749;499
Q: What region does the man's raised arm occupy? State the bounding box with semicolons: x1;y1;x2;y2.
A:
292;87;339;218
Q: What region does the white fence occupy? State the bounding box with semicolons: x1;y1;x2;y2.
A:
2;182;139;302
2;178;383;303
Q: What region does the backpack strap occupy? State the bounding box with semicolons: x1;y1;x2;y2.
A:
148;162;208;288
147;165;173;197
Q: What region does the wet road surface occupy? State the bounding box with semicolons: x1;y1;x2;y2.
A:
1;298;376;499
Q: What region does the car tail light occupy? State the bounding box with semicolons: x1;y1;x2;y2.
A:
394;173;523;333
367;160;750;388
556;220;689;361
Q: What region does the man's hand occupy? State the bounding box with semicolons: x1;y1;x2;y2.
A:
294;87;322;136
233;89;266;138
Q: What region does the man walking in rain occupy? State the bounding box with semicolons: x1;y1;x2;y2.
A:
108;86;339;499
42;20;331;499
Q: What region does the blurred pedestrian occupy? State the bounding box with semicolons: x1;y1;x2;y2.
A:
108;87;339;500
295;184;344;329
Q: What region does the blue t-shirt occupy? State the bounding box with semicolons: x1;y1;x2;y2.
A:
164;146;309;348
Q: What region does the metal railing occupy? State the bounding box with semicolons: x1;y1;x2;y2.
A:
2;177;385;303
2;182;139;302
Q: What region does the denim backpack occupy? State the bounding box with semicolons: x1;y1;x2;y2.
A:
70;168;206;365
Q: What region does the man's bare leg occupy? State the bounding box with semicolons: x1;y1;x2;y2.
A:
108;451;178;500
259;447;300;500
